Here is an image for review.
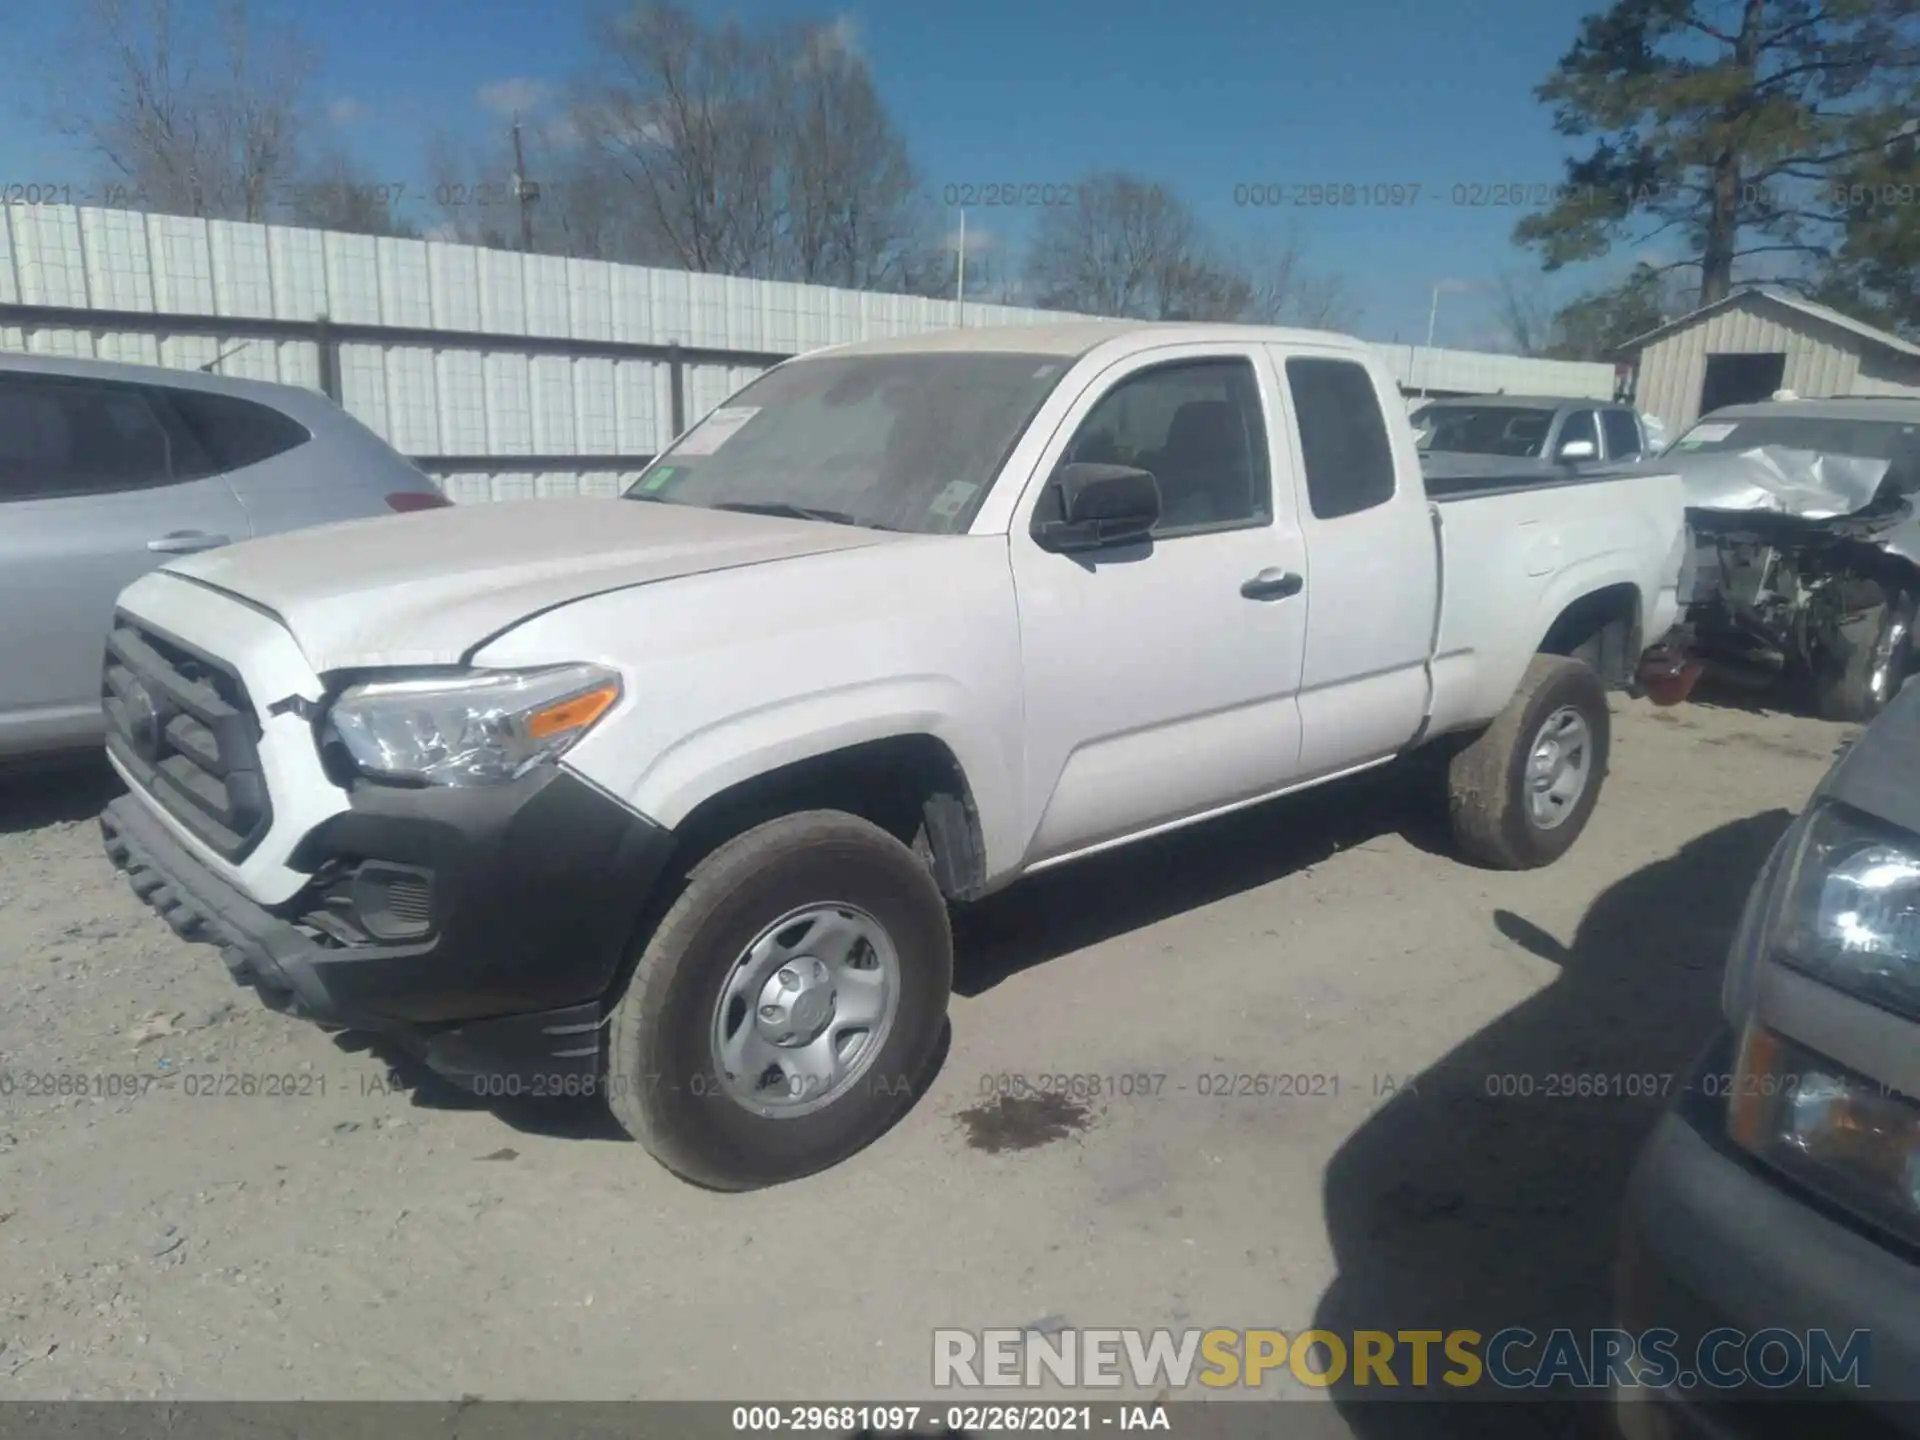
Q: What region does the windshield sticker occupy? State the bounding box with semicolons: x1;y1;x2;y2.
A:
1677;422;1737;447
638;466;679;493
673;405;760;457
929;480;981;518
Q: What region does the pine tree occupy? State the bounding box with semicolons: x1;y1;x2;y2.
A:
1516;0;1920;307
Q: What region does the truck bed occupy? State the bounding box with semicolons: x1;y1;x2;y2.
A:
1421;455;1654;501
1421;463;1686;738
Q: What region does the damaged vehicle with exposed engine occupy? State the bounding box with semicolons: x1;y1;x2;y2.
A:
1661;397;1920;722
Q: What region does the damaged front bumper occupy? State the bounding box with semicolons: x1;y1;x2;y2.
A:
100;762;679;1093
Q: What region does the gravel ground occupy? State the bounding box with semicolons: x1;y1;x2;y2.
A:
0;694;1853;1433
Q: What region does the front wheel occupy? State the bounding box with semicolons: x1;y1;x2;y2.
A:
1446;655;1612;870
605;810;952;1190
1813;589;1915;724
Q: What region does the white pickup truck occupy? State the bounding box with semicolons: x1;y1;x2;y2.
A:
97;321;1685;1188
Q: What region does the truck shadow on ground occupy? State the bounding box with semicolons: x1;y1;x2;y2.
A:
358;760;1444;1140
0;754;123;836
952;759;1451;998
343;1019;958;1153
1307;808;1794;1440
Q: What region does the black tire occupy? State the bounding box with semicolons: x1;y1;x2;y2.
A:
1813;589;1915;724
605;810;952;1190
1446;655;1611;870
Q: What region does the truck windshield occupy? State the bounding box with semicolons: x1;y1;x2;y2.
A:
1669;415;1920;462
1411;404;1559;457
623;351;1070;534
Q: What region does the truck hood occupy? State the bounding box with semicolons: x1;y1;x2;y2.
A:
162;497;898;673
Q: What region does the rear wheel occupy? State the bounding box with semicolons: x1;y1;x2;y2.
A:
1446;655;1611;870
1813;589;1914;724
605;810;952;1190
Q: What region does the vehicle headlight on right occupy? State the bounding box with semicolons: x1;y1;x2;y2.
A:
1774;801;1920;1021
1726;1021;1920;1240
1721;800;1920;1239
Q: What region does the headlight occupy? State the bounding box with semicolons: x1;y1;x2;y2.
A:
328;664;621;787
1774;802;1920;1021
1719;800;1920;1239
1726;1021;1920;1240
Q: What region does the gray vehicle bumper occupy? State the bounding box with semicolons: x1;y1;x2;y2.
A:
1612;1031;1920;1437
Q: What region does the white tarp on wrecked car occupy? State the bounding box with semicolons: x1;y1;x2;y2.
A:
1677;445;1893;518
1676;445;1920;566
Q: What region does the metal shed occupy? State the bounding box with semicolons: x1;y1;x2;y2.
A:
1616;286;1920;435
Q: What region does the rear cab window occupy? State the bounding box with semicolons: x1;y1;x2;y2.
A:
1283;356;1397;519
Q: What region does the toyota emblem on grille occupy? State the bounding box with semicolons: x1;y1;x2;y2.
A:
124;679;166;760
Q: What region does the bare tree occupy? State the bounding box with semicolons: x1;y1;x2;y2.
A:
421;129;510;245
1024;173;1206;317
1231;239;1361;330
422;114;670;261
51;0;316;221
287;149;419;238
574;2;783;274
903;224;1029;307
771;19;934;288
525;121;678;262
1491;270;1560;356
569;4;938;283
1025;173;1355;326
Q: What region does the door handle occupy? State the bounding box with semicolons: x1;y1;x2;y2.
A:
1240;568;1303;601
148;531;231;554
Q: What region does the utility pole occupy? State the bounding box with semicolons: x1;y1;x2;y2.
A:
955;208;967;326
511;112;537;253
1419;282;1442;399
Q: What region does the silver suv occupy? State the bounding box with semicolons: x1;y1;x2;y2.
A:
0;353;447;761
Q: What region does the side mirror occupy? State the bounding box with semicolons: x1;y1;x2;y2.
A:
1558;438;1598;463
1032;463;1161;553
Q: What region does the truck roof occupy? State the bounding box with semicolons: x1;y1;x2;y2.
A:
812;319;1372;360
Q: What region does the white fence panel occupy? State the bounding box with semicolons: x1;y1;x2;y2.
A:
0;203;1618;499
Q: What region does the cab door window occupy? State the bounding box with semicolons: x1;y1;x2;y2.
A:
1054;358;1272;536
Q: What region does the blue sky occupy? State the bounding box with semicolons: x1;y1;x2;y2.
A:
0;0;1661;346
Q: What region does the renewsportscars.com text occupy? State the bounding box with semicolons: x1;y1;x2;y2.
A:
933;1326;1871;1392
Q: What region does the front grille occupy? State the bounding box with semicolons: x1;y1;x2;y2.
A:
385;874;433;925
102;614;273;861
303;861;437;946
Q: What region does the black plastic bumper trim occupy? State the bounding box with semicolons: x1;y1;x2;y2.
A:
101;765;677;1087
